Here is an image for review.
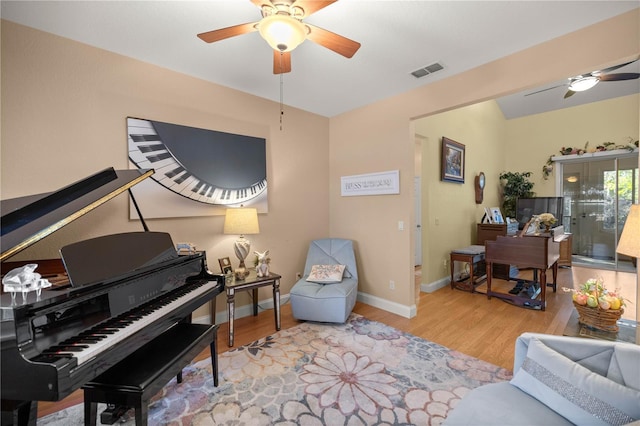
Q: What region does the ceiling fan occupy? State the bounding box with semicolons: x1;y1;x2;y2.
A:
525;59;640;99
197;0;361;74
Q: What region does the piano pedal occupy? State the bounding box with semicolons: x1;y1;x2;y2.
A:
100;403;129;424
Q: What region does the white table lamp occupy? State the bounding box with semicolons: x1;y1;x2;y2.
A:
224;207;260;280
616;204;640;321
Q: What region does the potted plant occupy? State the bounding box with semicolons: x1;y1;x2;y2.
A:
498;171;535;219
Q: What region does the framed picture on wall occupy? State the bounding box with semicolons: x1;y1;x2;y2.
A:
127;117;268;219
441;137;465;183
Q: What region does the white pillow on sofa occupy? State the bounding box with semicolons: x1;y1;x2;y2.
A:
306;264;346;284
510;337;640;426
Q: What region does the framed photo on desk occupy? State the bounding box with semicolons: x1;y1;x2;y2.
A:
490;207;504;224
218;257;233;274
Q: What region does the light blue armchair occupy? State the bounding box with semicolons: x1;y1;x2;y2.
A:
289;239;358;323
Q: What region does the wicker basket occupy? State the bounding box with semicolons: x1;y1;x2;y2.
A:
573;302;623;332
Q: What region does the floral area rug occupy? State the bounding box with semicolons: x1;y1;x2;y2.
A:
40;314;512;425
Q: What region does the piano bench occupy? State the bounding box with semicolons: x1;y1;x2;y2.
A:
82;323;219;426
450;246;486;292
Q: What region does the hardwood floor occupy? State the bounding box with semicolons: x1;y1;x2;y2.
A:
36;265;636;419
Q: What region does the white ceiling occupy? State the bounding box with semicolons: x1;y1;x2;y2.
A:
2;0;639;118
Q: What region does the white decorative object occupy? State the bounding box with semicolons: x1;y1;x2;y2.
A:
224;207;260;280
255;250;270;277
2;264;51;304
341;170;400;196
531;215;542;235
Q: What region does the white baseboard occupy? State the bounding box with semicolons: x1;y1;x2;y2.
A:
195;290;423;324
356;291;416;319
193;293;291;325
421;277;449;293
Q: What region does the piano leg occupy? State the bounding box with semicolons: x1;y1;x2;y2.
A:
1;399;37;426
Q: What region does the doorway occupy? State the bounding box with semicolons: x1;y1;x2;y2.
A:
561;154;638;271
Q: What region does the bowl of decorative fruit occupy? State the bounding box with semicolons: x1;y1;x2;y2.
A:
570;278;625;332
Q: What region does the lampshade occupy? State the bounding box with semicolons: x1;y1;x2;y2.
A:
223;207;260;236
617;204;640;258
258;14;306;52
568;76;599;92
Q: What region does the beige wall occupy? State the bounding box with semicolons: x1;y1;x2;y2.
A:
415;100;507;285
413;94;639;290
1;20;331;319
505;94;640;197
2;9;638;320
330;9;639;317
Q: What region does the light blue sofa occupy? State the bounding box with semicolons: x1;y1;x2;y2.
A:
444;332;640;425
289;239;358;323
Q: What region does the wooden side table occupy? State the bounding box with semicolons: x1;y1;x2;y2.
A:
226;271;281;346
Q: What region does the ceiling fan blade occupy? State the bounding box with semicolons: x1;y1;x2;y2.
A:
598;59;638;74
564;90;576;99
305;23;361;58
273;51;292;74
292;0;338;17
197;22;258;43
599;72;640;82
524;84;567;97
250;0;268;8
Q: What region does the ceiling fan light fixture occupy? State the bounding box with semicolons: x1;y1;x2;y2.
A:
258;15;306;52
568;75;599;92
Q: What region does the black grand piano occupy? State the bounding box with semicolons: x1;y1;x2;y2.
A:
0;167;225;425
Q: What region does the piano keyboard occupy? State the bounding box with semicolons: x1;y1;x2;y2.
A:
127;118;267;206
44;280;214;366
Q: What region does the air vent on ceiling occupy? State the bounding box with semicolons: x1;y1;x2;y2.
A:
411;62;444;78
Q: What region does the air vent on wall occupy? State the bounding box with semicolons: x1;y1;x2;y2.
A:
411;62;444;78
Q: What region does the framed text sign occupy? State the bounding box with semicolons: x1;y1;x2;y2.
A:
341;170;400;197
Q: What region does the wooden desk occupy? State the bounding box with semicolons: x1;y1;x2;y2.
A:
226;271;281;347
485;234;559;311
476;223;515;280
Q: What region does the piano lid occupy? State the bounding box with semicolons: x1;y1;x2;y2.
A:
0;167;154;262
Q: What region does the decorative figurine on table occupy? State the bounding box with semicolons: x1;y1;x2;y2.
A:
255;250;271;278
2;264;52;304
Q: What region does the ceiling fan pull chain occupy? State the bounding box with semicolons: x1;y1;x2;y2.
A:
280;52;284;131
